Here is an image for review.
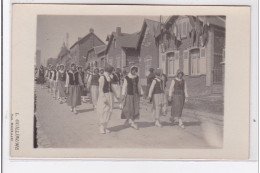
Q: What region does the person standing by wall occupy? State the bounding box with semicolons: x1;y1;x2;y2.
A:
147;68;165;127
65;63;83;114
121;66;143;130
168;69;189;128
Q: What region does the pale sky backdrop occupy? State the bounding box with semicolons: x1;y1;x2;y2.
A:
36;15;167;65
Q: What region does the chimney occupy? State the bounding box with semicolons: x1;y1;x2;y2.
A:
116;27;121;36
89;28;94;33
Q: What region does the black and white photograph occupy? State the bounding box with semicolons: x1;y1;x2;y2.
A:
33;15;225;149
10;4;251;159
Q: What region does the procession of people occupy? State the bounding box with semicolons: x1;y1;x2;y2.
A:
35;63;189;134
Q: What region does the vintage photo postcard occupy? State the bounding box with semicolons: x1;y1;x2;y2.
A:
11;4;250;159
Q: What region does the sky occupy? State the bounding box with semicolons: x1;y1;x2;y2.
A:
36;15;165;65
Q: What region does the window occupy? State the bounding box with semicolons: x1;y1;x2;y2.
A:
167;51;179;76
182;22;187;37
190;49;200;75
183;50;189;75
200;47;206;74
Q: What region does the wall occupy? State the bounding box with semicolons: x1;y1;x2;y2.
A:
139;27;159;85
78;34;105;67
107;37;122;67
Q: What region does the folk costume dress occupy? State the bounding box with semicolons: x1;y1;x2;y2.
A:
148;77;165;125
65;70;83;107
121;73;143;121
169;73;188;128
57;69;67;98
96;72;113;130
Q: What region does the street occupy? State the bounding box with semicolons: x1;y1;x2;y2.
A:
35;85;223;149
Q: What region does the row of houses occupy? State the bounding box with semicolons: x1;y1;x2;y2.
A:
54;15;225;96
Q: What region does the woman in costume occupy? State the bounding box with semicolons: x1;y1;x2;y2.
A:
65;63;83;114
121;66;143;130
96;65;116;134
168;69;189;128
147;68;165;127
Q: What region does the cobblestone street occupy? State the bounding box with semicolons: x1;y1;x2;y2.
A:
35;85;223;148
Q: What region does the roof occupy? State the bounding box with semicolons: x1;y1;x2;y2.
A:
119;33;140;48
105;31;140;53
137;18;160;48
94;45;106;54
70;32;105;49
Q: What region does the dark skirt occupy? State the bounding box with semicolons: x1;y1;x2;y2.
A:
80;86;88;96
171;94;185;118
67;85;81;107
57;81;66;97
38;75;45;84
121;94;140;120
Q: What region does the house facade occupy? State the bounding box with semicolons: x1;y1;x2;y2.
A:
137;19;160;86
105;27;139;73
157;16;225;96
86;45;107;69
70;29;105;68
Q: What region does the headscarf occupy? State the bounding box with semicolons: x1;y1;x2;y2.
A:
154;68;162;77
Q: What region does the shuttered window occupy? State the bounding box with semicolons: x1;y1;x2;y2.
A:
200;47;206;74
183;50;189;75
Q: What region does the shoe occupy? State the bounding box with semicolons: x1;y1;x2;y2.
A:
99;126;105;134
70;108;73;112
124;119;130;126
105;129;110;133
179;122;185;129
130;122;139;130
155;120;162;128
73;109;77;114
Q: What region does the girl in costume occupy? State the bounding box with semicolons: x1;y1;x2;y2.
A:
168;69;189;128
96;65;117;134
65;63;83;114
147;68;165;127
121;66;143;130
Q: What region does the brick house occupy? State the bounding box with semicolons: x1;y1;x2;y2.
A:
156;16;225;96
86;45;107;69
105;27;139;73
56;42;72;68
70;29;105;67
136;19;160;86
